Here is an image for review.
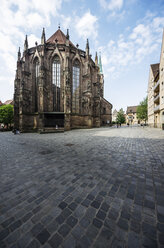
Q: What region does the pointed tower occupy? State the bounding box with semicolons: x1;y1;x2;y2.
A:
86;39;89;57
95;52;98;66
66;29;69;40
98;52;103;74
18;47;21;61
24;35;28;51
41;28;46;45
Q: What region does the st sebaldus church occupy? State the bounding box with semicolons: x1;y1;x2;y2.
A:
14;27;112;132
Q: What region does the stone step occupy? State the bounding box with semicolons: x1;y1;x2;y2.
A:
39;128;64;134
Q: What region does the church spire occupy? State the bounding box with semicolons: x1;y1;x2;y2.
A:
95;51;98;66
98;52;103;74
18;47;21;61
66;29;69;40
24;35;28;51
41;27;46;45
86;38;89;57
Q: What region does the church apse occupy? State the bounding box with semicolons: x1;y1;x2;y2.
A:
14;27;112;132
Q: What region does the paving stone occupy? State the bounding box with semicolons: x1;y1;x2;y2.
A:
101;202;110;212
158;232;164;245
144;200;155;210
142;222;157;240
128;231;140;248
58;223;71;237
22;212;33;223
121;209;131;220
5;229;20;245
17;231;33;247
61;208;72;219
104;218;116;232
92;218;103;229
36;229;50;245
31;223;44;236
110;237;126;248
66;215;77;228
117;218;129;231
68;202;77;211
41;215;52;226
78;235;92;248
48;233;63;248
87;194;95;201
71;224;84;239
8;220;22;231
1;217;15;228
62;234;76;248
74;197;83;203
74;205;86;218
26;239;41;248
0;228;9;241
91;200;101;209
142;236;158;248
79;216;90;228
157;222;164;232
100;227;113;241
130;220;141;234
96;209;106;220
81;199;91;207
108;209;119;221
46;219;58;234
56;214;65;225
58;202;68;210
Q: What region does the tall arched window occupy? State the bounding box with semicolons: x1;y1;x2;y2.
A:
35;59;39;112
52;56;60;111
72;59;80;113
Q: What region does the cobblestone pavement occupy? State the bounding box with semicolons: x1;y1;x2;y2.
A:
0;126;164;248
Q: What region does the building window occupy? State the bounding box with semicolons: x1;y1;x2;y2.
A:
72;59;80;113
52;55;60;111
35;59;39;112
36;61;39;79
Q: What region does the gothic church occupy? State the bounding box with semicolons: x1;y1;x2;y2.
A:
14;27;112;132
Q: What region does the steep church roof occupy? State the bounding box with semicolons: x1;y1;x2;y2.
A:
46;28;75;47
150;63;159;79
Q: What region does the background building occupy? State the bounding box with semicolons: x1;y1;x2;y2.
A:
126;106;139;125
148;32;164;129
14;27;112;132
112;109;118;122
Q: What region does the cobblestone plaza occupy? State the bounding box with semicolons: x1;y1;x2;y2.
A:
0;127;164;247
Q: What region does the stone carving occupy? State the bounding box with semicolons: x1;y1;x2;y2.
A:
66;96;70;107
87;81;91;90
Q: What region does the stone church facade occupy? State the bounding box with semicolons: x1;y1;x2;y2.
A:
14;27;112;132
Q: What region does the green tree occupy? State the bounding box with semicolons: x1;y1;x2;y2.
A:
116;108;125;124
0;104;14;129
136;97;148;123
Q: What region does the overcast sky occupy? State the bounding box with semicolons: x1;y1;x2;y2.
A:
0;0;164;111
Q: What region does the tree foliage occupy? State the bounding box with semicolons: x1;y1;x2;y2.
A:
116;108;125;124
0;104;14;128
136;97;148;123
